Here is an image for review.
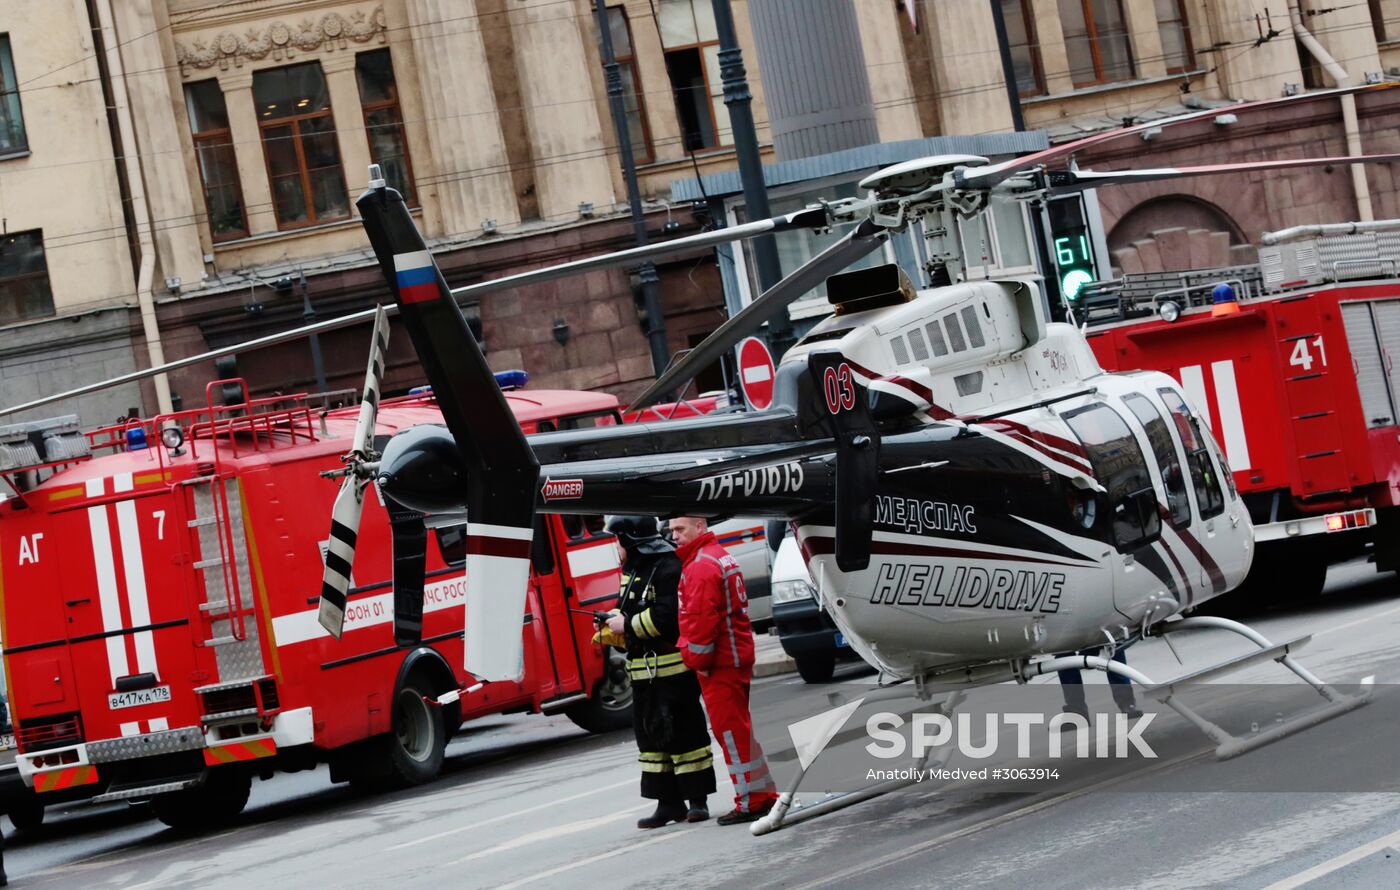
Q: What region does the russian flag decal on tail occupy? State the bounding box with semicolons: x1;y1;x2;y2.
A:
394;251;439;304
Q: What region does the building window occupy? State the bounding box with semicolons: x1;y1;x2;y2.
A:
0;231;54;325
253;63;350;229
0;35;28;156
1156;0;1195;73
602;7;654;165
184;80;247;241
355;50;416;205
1000;0;1045;96
658;0;730;151
1058;0;1135;86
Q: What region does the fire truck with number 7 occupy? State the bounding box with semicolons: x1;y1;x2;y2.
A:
1079;221;1400;605
0;371;629;827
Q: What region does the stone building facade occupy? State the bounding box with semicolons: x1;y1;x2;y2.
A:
5;0;1400;423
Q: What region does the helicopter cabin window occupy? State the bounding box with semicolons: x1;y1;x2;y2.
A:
1123;393;1190;528
954;371;984;396
1061;403;1161;550
943;311;968;352
960;306;986;348
1158;388;1224;519
958;203;1035;279
906;327;931;361
889;335;911;365
925;320;950;357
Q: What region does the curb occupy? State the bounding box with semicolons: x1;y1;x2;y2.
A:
754;656;796;679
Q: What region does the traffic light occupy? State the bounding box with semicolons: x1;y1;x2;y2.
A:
1046;195;1099;304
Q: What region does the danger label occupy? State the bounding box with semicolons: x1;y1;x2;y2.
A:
541;478;584;501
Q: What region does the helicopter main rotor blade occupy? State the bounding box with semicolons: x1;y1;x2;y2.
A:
447;206;833;302
628;218;888;412
1042;152;1400;194
958;81;1400;192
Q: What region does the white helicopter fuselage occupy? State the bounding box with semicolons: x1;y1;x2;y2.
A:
781;277;1254;680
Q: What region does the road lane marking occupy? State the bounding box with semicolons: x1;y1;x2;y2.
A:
786;746;1212;890
443;805;648;866
387;777;636;850
494;824;701;890
1314;602;1400;639
1261;826;1400;890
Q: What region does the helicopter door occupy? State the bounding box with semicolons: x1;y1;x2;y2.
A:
1158;388;1226;593
1059;403;1162;617
1123;392;1196;606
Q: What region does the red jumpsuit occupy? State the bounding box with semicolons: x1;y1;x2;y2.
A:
676;531;779;815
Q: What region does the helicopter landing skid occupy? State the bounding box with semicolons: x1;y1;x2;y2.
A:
752;616;1370;835
1142;615;1372;760
751;689;967;837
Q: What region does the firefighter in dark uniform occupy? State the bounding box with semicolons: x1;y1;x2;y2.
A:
598;515;716;828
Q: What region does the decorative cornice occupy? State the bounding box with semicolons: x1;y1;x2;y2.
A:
174;6;387;77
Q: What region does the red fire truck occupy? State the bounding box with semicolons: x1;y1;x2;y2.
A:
1079;225;1400;605
0;375;628;827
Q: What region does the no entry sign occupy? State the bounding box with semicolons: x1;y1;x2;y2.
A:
737;336;776;410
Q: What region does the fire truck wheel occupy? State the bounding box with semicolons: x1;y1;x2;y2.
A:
565;649;633;734
6;795;44;832
151;769;252;830
385;681;446;786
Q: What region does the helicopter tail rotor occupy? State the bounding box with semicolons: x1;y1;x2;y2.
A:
317;304;392;638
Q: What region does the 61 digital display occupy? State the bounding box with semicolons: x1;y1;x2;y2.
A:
1046;195;1098;303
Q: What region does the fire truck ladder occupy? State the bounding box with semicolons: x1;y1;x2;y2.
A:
187;474;266;683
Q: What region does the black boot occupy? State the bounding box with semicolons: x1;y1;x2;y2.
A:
686;799;710;822
637;799;687;829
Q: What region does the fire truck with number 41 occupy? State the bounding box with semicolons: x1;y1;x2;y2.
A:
1078;221;1400;606
0;371;629;827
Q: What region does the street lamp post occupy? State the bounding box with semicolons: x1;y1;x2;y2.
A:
593;0;671;385
710;0;793;358
299;269;329;395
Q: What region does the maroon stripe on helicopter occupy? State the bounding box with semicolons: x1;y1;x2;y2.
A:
980;417;1087;460
803;535;1098;568
842;358;956;420
464;535;533;559
974;424;1094;477
1171;525;1227;593
1156;530;1196;607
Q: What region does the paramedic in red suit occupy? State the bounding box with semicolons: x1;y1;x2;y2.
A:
669;515;779;825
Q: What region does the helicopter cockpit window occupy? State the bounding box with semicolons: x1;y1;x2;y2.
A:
1158;388;1225;520
1062;403;1161;550
1123;393;1190;529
